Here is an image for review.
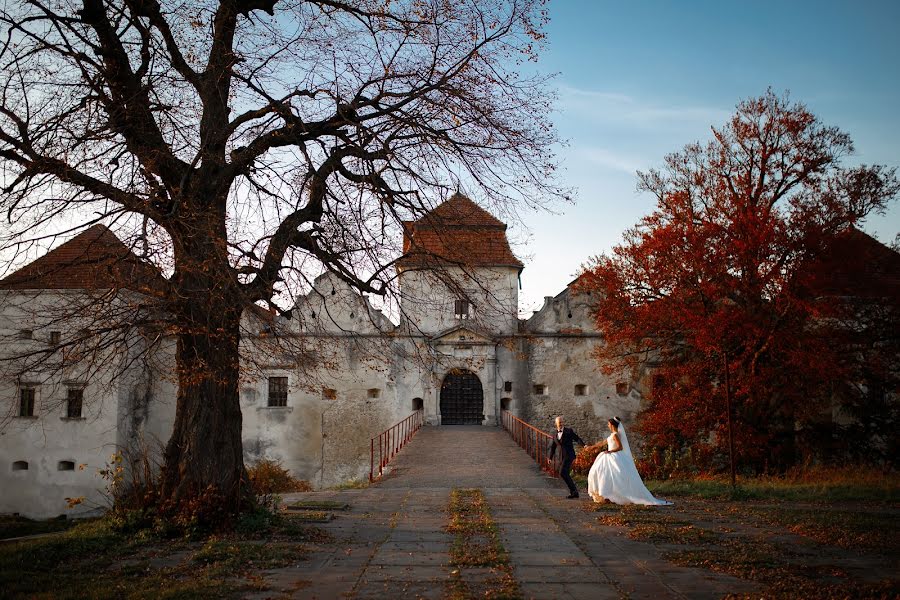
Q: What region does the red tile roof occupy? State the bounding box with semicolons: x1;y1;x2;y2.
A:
0;224;165;294
804;226;900;299
398;193;523;269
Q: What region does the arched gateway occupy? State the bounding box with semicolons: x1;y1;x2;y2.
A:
440;370;484;425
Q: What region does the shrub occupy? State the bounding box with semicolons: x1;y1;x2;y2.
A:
572;443;604;475
247;459;311;495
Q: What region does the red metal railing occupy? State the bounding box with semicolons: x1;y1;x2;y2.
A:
370;409;424;482
501;410;561;476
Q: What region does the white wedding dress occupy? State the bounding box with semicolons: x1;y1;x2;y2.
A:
587;424;671;506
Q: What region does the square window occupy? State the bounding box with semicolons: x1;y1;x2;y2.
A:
267;377;288;407
454;299;471;319
19;387;35;417
49;331;61;345
503;381;513;393
367;388;381;399
533;384;547;396
323;388;337;400
616;382;629;396
66;388;84;418
575;384;588;396
18;329;33;340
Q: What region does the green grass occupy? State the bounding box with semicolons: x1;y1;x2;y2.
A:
746;506;899;553
586;487;900;599
667;536;899;599
192;537;308;572
0;514;78;539
646;475;900;503
445;489;520;600
329;479;369;490
287;500;350;511
0;511;329;599
284;511;333;523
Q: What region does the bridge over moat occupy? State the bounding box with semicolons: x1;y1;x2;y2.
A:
259;425;755;599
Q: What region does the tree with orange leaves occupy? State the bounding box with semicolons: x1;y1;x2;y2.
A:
578;91;899;477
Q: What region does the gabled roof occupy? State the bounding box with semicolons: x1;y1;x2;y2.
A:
804;226;900;299
419;193;506;228
0;224;165;294
398;193;523;270
429;323;495;344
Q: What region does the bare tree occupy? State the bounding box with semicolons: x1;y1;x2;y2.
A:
0;0;564;518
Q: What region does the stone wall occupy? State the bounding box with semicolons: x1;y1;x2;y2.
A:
0;290;163;518
518;286;644;446
0;271;650;517
398;266;520;336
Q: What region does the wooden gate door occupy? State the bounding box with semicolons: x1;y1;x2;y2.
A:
440;370;484;425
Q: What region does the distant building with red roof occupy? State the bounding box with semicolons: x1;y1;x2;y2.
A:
0;224;164;294
802;226;900;300
398;193;524;270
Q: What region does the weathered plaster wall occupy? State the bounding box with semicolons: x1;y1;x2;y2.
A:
519;287;644;446
0;291;161;518
398;267;519;336
0;270;649;516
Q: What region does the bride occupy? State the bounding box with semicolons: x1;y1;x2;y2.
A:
587;417;671;505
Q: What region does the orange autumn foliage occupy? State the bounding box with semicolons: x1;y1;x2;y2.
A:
578;91;900;477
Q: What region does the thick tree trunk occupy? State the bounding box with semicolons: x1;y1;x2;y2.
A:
159;214;249;519
161;299;247;515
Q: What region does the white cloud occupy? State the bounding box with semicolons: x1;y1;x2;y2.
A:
557;83;730;131
579;146;645;175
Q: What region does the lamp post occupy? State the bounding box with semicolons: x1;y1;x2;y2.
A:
722;347;736;488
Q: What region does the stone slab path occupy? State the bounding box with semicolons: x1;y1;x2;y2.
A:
256;425;755;599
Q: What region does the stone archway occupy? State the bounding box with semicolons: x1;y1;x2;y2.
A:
440;370;484;425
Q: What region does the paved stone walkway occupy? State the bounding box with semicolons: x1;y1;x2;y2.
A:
256;425;755;599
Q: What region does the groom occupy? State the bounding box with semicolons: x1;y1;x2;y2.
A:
548;416;586;499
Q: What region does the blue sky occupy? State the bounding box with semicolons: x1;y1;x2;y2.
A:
514;0;900;313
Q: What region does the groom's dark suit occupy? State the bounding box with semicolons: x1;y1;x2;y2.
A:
549;427;585;497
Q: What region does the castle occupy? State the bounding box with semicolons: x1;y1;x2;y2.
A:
0;194;647;518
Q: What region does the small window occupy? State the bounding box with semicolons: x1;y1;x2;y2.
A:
58;460;75;471
616;382;629;396
367;388;381;399
12;461;28;471
412;397;424;411
323;388;337;400
18;329;33;340
533;384;547;396
575;384;588;396
500;397;512;411
503;381;513;393
49;331;61;345
19;387;35;417
453;299;471;320
267;376;288;407
66;388;84;418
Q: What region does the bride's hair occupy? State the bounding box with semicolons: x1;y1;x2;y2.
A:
608;417;621;429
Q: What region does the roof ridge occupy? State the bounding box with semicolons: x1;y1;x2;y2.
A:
399;193;523;270
413;193;506;229
0;224;165;292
